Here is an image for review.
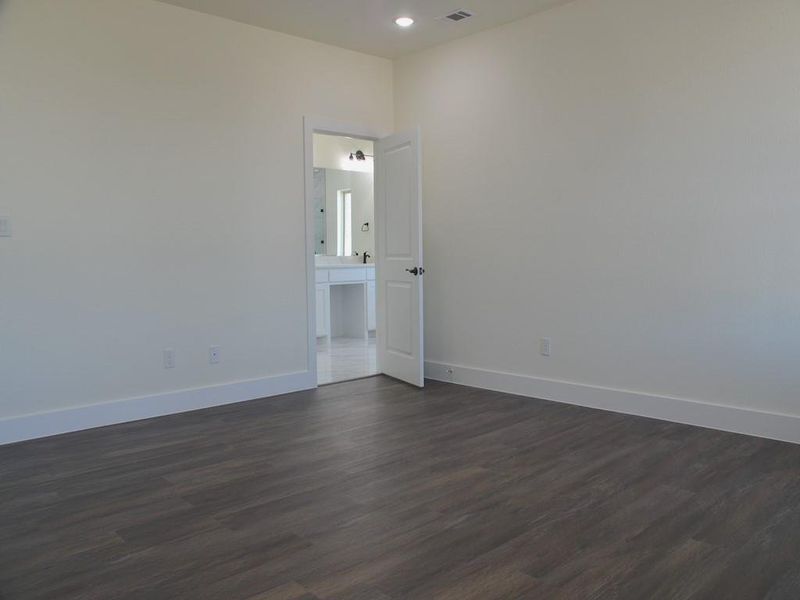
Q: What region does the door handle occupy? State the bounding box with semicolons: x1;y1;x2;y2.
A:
405;267;425;276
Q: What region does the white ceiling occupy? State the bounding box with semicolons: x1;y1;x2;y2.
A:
155;0;575;58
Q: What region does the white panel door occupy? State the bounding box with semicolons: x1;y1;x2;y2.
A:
375;129;423;387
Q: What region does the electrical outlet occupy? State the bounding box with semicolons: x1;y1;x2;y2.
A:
209;346;221;364
540;337;552;357
163;348;175;369
0;216;11;237
445;367;455;382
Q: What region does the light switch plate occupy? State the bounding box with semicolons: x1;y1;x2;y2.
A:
0;217;11;237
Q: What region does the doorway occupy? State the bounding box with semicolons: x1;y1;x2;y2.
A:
303;117;425;388
312;133;377;384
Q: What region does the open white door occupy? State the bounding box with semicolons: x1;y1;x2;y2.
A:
375;129;424;387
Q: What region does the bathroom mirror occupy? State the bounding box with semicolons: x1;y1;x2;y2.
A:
313;168;374;258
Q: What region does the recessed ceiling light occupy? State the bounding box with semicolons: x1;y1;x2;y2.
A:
395;16;414;27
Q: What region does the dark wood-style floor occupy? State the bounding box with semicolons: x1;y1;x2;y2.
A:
2;376;800;600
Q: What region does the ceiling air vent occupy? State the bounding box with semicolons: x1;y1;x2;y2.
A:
442;9;474;22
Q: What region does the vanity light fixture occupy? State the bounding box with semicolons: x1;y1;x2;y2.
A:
349;150;372;161
395;16;414;27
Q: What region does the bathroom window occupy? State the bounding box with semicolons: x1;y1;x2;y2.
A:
337;190;352;256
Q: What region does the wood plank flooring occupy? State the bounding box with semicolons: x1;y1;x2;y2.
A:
2;376;800;599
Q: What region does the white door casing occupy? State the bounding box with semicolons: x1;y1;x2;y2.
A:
375;129;424;387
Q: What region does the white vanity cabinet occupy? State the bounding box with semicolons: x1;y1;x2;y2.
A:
367;281;376;331
315;284;330;338
315;264;375;340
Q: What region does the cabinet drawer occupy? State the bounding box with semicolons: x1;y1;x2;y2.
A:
329;267;366;283
315;269;329;283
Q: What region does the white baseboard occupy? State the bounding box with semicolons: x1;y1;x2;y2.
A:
0;370;316;446
425;361;800;445
8;363;797;447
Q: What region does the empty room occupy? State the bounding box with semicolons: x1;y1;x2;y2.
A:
1;0;799;598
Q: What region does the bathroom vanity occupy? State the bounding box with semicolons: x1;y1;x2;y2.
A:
315;262;376;340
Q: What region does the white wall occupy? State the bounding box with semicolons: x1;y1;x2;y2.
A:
4;0;800;442
395;0;800;419
0;0;393;422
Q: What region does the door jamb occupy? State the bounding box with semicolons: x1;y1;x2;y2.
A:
303;116;387;386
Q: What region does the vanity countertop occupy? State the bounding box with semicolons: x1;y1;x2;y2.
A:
319;263;375;269
315;258;375;269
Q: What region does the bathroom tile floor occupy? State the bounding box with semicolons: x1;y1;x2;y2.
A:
317;336;377;384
